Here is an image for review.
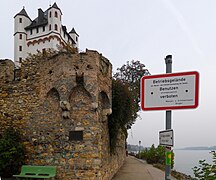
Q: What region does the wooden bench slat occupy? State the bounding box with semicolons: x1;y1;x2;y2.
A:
14;175;54;178
13;165;56;179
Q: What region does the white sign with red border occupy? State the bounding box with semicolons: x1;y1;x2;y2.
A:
141;71;199;111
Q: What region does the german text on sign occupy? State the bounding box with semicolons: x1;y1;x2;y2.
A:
141;71;199;111
159;129;174;147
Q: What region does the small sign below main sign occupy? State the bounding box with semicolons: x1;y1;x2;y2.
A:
141;71;199;111
159;129;174;147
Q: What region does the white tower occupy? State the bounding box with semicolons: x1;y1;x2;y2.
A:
69;28;79;48
14;3;79;67
47;2;62;48
14;8;31;67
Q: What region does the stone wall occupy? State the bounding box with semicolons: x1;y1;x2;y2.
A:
0;49;126;179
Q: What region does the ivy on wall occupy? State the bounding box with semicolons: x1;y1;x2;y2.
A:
109;79;133;152
109;60;150;153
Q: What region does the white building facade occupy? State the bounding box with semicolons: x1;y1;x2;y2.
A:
14;3;79;67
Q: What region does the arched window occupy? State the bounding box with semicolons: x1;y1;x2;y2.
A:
55;24;58;31
49;11;52;18
55;11;58;18
49;24;52;31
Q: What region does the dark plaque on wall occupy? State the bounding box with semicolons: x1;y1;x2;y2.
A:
69;131;83;141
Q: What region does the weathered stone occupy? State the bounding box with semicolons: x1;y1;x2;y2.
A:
94;159;101;165
77;122;81;126
83;120;89;126
0;59;14;83
0;50;125;180
75;126;84;131
84;133;92;139
75;144;85;151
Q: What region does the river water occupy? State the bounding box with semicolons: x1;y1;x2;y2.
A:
173;150;214;177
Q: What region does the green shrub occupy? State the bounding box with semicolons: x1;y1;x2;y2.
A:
139;144;174;169
193;152;216;179
0;128;25;178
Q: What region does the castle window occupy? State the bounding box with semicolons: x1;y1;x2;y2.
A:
55;24;58;31
49;24;52;31
49;11;52;18
19;18;22;23
36;28;39;33
55;11;58;18
19;46;22;51
43;26;45;32
19;34;22;40
76;37;78;42
30;29;32;35
19;57;22;63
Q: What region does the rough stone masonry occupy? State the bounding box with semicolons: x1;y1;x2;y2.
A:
0;49;126;179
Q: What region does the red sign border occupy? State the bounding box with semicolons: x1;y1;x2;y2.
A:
141;71;199;111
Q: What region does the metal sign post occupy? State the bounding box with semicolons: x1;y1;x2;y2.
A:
140;55;199;180
165;55;172;180
139;140;141;159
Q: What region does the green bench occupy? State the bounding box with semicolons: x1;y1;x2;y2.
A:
13;165;56;179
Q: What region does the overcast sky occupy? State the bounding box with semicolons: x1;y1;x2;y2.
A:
1;0;216;148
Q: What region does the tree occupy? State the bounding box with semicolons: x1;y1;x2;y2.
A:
193;152;216;179
109;60;150;152
113;60;150;128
